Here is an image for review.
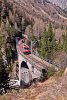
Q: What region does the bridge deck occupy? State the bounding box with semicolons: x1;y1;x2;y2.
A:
17;46;58;71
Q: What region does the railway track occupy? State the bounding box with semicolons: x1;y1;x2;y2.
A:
19;50;49;70
18;44;51;69
17;47;46;70
27;54;47;69
17;45;58;71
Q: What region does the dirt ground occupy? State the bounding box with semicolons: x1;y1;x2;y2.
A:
0;75;67;100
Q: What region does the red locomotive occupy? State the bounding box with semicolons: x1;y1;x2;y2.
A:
18;44;31;55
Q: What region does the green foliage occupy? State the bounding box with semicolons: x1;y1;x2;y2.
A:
0;57;9;87
62;31;67;52
57;69;64;77
47;67;56;77
6;47;13;65
48;23;53;34
54;68;65;79
0;36;4;51
31;34;37;41
56;38;63;51
0;32;9;89
2;95;7;100
0;2;2;26
38;23;57;59
39;32;48;58
0;27;13;85
0;31;6;57
28;33;38;46
7;26;15;40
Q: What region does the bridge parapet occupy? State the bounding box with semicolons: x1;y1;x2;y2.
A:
30;54;59;71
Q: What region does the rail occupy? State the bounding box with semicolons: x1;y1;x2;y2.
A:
17;46;59;71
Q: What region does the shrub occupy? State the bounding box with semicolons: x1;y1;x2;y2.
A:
47;67;56;78
54;68;65;79
2;95;6;100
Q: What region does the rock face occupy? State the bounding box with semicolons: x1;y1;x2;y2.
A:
13;0;67;21
49;0;67;9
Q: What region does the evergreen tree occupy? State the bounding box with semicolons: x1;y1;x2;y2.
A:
57;38;63;51
40;31;48;58
63;31;67;52
0;1;2;25
7;25;15;40
0;31;9;91
39;23;56;60
0;58;9;85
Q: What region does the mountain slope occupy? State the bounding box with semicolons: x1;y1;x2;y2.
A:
1;76;67;100
0;0;67;37
49;0;67;9
13;0;67;23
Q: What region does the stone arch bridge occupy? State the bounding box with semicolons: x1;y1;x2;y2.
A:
17;46;58;86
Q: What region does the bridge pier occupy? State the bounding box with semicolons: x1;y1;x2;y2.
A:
18;53;42;87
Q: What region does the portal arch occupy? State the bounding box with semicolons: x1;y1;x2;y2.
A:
20;61;32;86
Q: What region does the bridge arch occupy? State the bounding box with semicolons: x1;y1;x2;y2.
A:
18;54;42;86
21;61;29;69
20;61;32;85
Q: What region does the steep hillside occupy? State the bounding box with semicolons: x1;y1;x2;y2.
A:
0;0;67;38
13;0;67;24
1;75;67;100
49;0;67;9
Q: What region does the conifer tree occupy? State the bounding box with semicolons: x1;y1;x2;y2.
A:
63;30;67;52
0;31;9;90
39;23;56;60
